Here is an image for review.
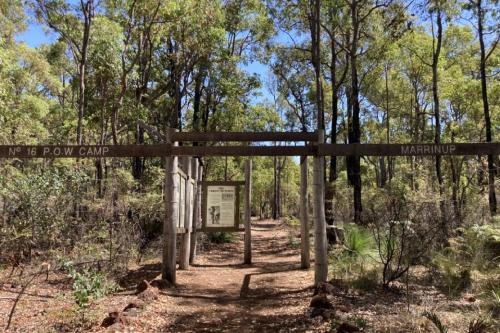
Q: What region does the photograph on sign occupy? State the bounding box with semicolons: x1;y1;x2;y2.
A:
206;186;236;227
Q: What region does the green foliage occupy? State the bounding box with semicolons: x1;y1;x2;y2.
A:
208;232;235;244
431;249;472;297
481;278;500;318
460;223;500;269
287;236;300;250
65;262;119;308
283;215;300;227
329;224;377;280
344;224;375;258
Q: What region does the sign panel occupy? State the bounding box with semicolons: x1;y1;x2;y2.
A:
201;181;244;231
206;186;236;227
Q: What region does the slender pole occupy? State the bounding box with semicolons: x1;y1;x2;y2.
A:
189;158;200;264
300;156;310;269
244;159;252;264
314;132;328;283
162;129;178;284
179;156;192;269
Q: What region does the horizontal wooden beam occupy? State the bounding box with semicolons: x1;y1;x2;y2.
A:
0;145;169;158
0;142;498;158
318;143;500;156
170;131;317;142
200;181;246;186
171;145;313;156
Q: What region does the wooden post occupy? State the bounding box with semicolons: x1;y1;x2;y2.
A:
189;158;200;264
179;157;192;269
300;156;310;269
162;129;178;283
313;129;328;284
244;159;252;264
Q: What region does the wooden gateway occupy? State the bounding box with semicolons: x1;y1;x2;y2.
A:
0;131;499;285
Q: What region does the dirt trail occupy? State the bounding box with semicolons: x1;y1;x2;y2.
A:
137;219;320;332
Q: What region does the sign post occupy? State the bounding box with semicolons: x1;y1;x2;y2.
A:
162;131;177;284
244;160;252;265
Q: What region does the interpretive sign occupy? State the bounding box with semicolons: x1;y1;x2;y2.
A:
201;181;244;232
207;186;236;227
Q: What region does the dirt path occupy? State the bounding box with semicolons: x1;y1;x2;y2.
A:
133;219;323;332
1;219;490;332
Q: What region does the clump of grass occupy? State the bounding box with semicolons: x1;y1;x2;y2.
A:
422;311;448;333
351;269;379;292
431;249;471;297
329;224;378;288
468;317;492;333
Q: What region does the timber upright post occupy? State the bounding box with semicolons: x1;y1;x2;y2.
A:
189;158;200;264
300;156;310;269
179;156;192;269
313;131;328;284
244;159;252;264
162;128;178;284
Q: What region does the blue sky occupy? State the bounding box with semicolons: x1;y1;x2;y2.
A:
17;21;272;102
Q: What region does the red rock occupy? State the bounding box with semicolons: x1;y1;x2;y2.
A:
150;278;172;290
123;300;145;312
310;293;333;309
138;287;159;302
136;280;150;294
337;322;360;333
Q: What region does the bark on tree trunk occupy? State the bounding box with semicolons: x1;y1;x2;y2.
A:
310;0;328;284
477;0;497;216
431;8;448;238
348;1;362;224
76;1;93;145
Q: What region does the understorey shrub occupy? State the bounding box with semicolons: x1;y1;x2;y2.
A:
64;261;119;308
208;231;235;244
458;223;500;270
368;193;439;288
283;215;300;227
287;235;300;249
431;249;472;297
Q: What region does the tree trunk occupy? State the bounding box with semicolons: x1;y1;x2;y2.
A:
431;8;448;238
348;0;362;224
477;0;497;216
76;1;93;145
310;0;328;284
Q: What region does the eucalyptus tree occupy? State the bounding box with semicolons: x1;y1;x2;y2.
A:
35;0;95;145
464;0;499;216
342;0;408;223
